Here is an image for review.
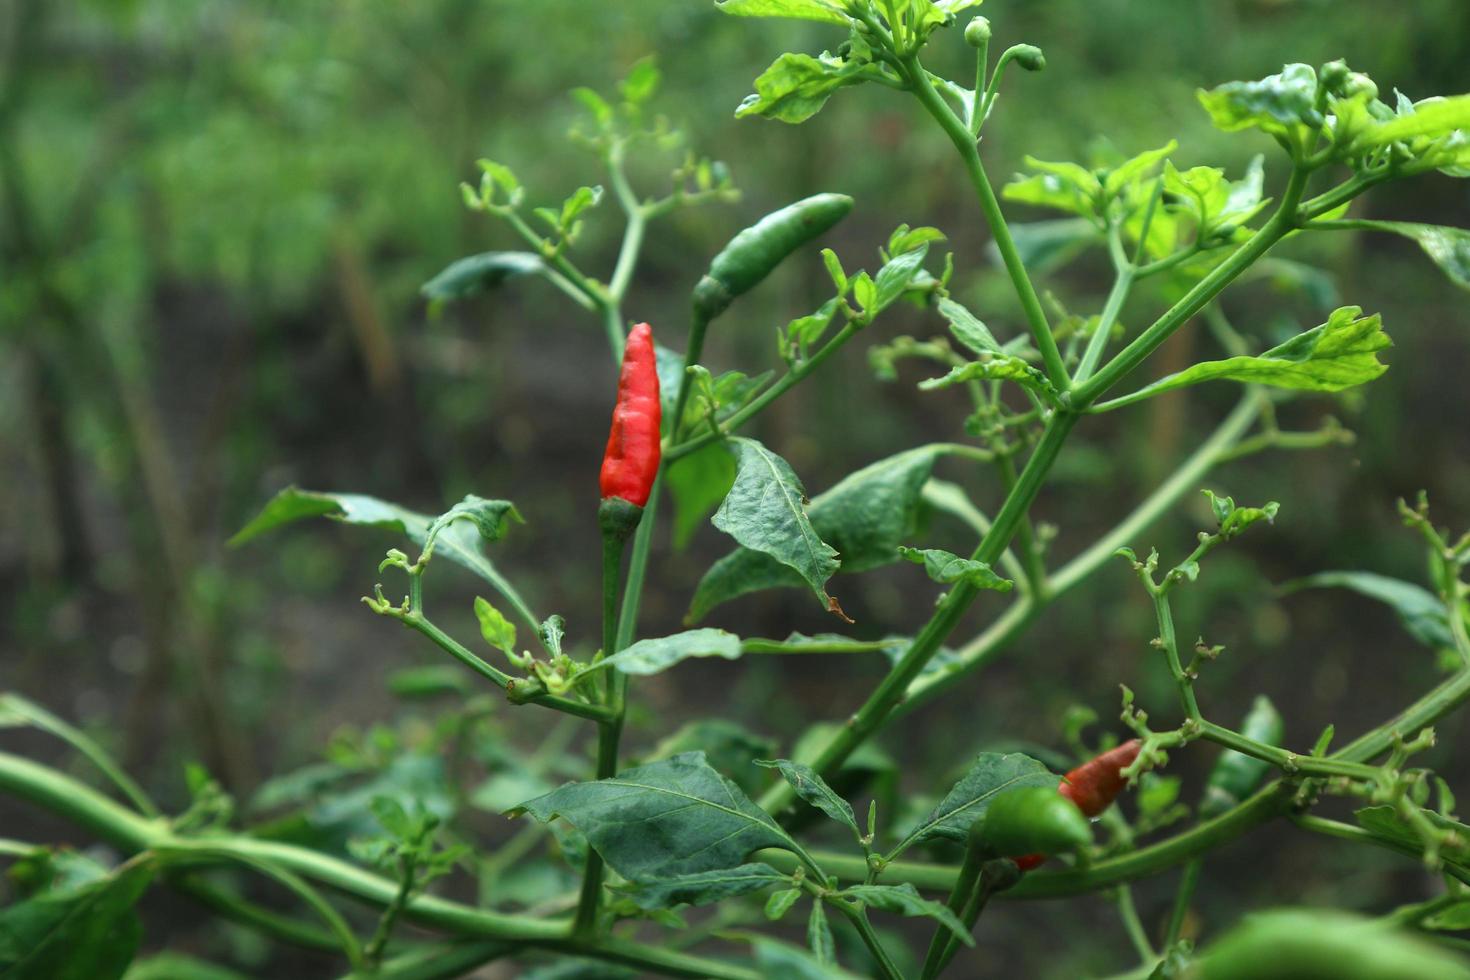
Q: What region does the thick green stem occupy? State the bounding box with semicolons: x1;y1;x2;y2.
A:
902;54;1069;391
836;901;904;980
919;831;986;980
574;521;633;938
1333;667;1470;763
760;411;1079;814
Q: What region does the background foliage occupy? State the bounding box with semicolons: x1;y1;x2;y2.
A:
3;0;1469;975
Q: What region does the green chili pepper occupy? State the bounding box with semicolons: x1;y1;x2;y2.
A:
1200;695;1283;818
1196;908;1470;979
976;786;1092;859
692;192;854;320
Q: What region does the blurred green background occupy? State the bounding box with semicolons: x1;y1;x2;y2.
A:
3;0;1469;976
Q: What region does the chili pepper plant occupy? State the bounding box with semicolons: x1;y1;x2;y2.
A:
5;2;1470;978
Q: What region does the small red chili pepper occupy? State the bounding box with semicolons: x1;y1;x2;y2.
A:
599;322;662;508
1013;739;1142;871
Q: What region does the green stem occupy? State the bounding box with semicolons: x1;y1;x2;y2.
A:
365;853;420;966
0;693;160;818
574;523;632;939
339;941;509;980
402;614;614;723
1075;259;1134;385
835;901;904;980
1115;884;1156;964
1165;859;1201;949
919;831;986;980
1292;815;1470;887
1072;165;1309;406
1333;668;1470;763
761;412;1078;814
996;451;1047;596
1152;590;1201;721
176;874;343;953
901;54;1069;392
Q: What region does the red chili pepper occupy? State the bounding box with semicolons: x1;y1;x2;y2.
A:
1012;739;1142;870
599;322;662;508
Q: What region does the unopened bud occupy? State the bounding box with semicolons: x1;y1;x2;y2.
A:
1011;44;1045;72
964;16;991;47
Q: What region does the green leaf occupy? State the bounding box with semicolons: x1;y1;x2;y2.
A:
709;438;841;614
1354;805;1470;866
1002;166;1099;219
231;488;531;623
890;752;1056;857
1116;306;1390;402
511;752;799;879
474;597;517;655
936;297;1002;355
420;252;544;301
1004;219;1103;275
1329;221;1470;292
1282;572;1453;649
1364;93;1470;145
715;0;849;24
919;355;1052;396
599;628;743;676
1198;63;1322;136
897;547;1013;591
1423;901;1470;932
766;888;803;921
667;444;738;550
755;760;859;837
842;883;974;947
807;903;836;967
424;496;523;555
1103;141;1178;197
872;244;930;312
736;52;867;124
647;720;778;798
690;446;943;621
0;859;154;980
751;934;859;979
620;57;661;105
619;863;788;910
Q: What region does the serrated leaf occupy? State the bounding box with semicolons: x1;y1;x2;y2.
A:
690;446;942;621
598;628;742;676
897;547;1013;591
1116;306;1390;402
619;863;787;910
420;252;545;301
709;438;840;613
1198;63;1322;136
756;760;859;837
890;753;1056;858
511;752;799;879
736;52;865;124
1282;572;1453;649
715;0;849;24
842;883;974;947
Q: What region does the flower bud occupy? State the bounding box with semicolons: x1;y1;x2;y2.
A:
964;16;991;47
1011;44;1045;72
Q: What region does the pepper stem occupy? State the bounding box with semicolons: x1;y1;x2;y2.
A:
573;498;642;940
